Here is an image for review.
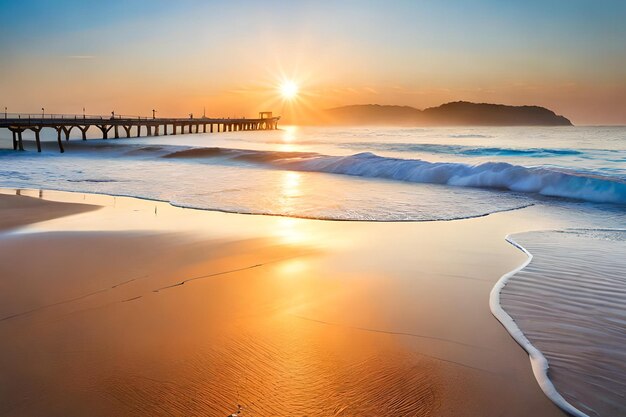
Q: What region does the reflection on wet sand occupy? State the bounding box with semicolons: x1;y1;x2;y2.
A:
0;190;564;416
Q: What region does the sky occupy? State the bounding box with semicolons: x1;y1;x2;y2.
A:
1;0;625;124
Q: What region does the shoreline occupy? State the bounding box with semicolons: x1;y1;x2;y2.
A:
490;236;586;417
0;188;565;416
1;182;535;223
0;192;99;231
497;229;626;417
2;136;625;217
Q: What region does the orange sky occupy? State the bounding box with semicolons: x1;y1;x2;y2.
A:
1;1;625;125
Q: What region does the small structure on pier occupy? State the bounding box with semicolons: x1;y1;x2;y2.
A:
0;112;280;153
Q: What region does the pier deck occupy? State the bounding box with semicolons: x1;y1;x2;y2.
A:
0;114;280;153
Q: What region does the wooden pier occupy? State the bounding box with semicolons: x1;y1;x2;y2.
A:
0;112;280;153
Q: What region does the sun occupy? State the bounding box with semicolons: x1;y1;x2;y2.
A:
280;80;299;100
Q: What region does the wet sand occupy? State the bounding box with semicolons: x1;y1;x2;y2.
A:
0;192;98;231
0;189;565;417
501;230;626;417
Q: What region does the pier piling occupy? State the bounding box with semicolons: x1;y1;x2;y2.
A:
1;113;279;153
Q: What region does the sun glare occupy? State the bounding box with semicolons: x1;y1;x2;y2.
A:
282;125;297;142
280;80;299;100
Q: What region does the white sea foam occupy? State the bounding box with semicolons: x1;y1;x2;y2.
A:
492;229;626;417
490;235;588;417
0;137;624;222
163;147;626;205
0;142;535;222
0;127;624;415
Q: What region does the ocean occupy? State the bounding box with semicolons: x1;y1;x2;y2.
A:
1;125;625;416
1;125;625;220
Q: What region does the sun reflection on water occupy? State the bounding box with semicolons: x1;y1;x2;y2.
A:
276;171;302;214
281;125;297;143
278;126;298;151
282;171;301;195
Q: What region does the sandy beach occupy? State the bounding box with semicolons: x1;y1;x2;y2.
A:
2;1;624;414
0;189;565;416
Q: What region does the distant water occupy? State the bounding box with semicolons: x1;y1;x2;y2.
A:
1;125;625;415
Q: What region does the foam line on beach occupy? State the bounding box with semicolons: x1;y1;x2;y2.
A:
490;235;588;417
169;197;534;222
0;185;533;223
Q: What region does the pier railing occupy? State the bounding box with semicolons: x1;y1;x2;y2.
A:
1;113;253;121
1;112;280;153
2;112;151;120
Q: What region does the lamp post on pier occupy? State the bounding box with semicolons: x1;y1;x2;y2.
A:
41;107;45;118
4;107;6;119
83;107;85;119
152;109;157;119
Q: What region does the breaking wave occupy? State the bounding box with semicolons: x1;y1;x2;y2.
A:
340;142;595;157
163;147;626;205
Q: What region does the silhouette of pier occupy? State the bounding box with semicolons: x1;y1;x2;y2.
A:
0;112;280;153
